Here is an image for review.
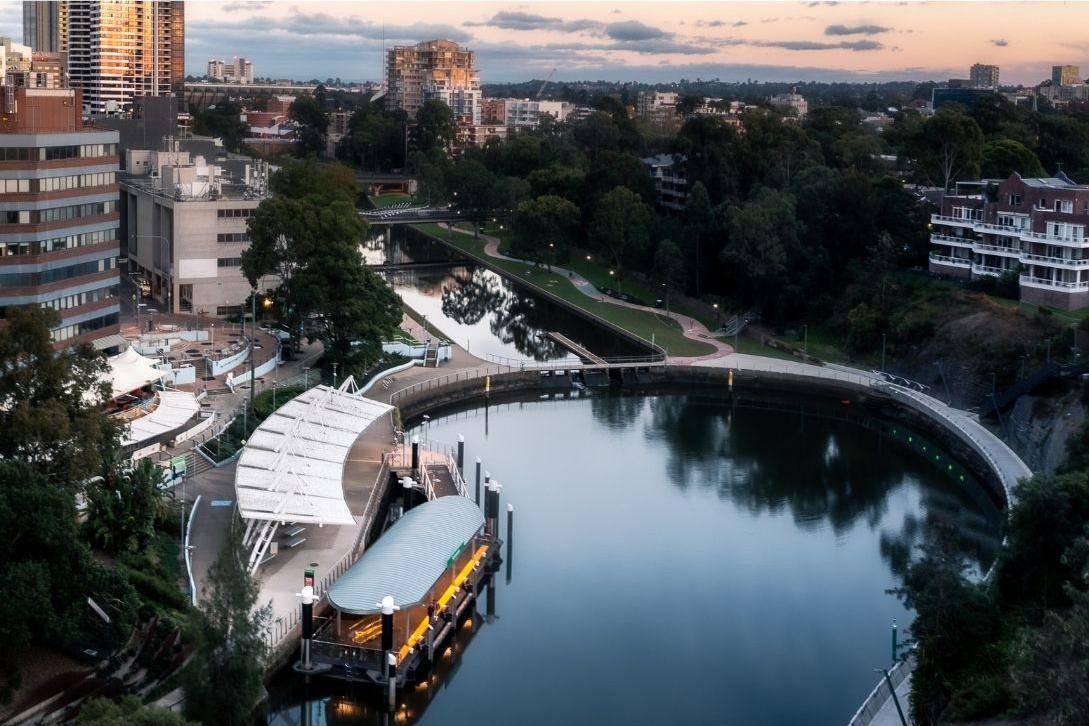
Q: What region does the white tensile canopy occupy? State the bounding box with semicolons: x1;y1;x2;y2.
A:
96;346;167;401
122;390;201;447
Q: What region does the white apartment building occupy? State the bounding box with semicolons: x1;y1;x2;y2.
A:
768;88;808;118
636;90;678;118
643;154;688;211
121;142;274;316
929;172;1089;310
386;39;480;124
207;56;253;84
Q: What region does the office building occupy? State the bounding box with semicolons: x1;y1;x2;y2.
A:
2;37;66;88
1053;65;1081;87
23;1;64;53
0;84;122;347
930;172;1089;310
65;0;185;115
385;39;480;125
121;141;273;316
970;63;1000;89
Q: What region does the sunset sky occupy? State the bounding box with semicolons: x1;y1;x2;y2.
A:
2;1;1088;85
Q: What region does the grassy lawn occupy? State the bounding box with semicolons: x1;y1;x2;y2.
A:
417;223;715;357
778;326;849;364
402;302;449;341
369;193;414;209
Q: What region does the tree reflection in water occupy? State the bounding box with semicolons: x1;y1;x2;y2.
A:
588;393;999;576
438;266;570;361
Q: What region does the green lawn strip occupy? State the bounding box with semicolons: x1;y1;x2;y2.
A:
730;335;799;361
368;193;414;209
416;224;714;357
401;302;450;341
777;326;850;365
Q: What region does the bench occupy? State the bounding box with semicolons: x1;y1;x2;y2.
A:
286;538;307;549
283;526;306;538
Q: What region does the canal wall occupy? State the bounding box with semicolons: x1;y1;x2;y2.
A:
389;363;1028;512
413;227;667;360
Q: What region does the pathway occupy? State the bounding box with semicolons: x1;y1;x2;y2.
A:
439;225;733;365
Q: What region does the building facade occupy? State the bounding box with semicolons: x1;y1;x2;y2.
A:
385;39;480;124
1053;65;1081;87
970;63;1000;89
0;85;121;347
767;89;808;118
207;56;253;84
121;143;272;316
23;0;64;53
65;0;185;115
642;154;688;211
929;172;1089;310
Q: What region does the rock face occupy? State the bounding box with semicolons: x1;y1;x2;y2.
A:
1005;390;1085;474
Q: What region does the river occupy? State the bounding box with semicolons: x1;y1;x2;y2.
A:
265;389;1001;726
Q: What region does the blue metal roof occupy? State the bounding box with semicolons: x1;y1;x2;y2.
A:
327;496;485;615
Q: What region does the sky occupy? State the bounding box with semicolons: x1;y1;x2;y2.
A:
2;1;1089;85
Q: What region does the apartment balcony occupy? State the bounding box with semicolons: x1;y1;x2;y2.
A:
930;214;980;229
971;262;1008;277
975;222;1024;236
973;243;1021;257
1019;230;1089;248
1019;273;1089;291
1021;253;1089;270
930;233;974;248
928;252;970;267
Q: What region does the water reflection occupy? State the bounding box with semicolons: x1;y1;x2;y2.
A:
266;392;1002;726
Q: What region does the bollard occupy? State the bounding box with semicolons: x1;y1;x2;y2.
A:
486;479;501;538
506;504;514;584
387;652;398;711
299;568;315;670
457;434;465;475
411;435;420;474
380;595;397;680
474;458;482;506
401;477;415;513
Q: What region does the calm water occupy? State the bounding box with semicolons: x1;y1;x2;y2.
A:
267;391;1001;726
375;227;647;363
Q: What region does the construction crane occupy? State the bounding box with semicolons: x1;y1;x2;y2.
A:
536;68;557;100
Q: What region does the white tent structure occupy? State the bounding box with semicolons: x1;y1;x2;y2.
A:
235;378;394;572
122;391;201;447
93;346;167;402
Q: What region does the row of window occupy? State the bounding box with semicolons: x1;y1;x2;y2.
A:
50;312;119;344
0;144;118;162
0;256;116;289
2;200;117;225
0;228;118;257
0;172;116;194
216;208;255;219
40;285;119;313
216;232;250;244
217;257;242;267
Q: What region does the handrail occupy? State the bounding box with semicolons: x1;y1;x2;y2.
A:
185;494;201;606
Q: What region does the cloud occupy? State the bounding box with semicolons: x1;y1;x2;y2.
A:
605;20;669;41
464;11;602;33
825;24;891;36
698;20;748;27
189;12;474;43
724;37;885;52
221;1;271;11
991;38;1009;47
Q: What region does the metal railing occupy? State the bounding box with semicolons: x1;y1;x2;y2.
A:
1021;253;1089;267
1019;274;1089;290
928;252;970;266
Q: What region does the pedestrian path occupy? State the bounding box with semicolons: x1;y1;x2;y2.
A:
440;225;732;365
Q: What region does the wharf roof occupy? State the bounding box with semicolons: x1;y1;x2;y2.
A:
327;496;485;616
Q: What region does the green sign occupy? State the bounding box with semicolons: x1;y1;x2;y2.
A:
446;541;466;568
170;456;187;475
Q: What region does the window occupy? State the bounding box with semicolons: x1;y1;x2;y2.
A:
1009;194;1022;207
216;232;249;243
216;208;255;219
217;257;242;267
1058;200;1074;213
0;256;116;289
1049;222;1085;241
1;201;116;225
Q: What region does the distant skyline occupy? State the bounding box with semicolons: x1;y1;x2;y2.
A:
3;1;1089;85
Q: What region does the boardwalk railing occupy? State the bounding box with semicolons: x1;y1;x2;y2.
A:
847;655;914;726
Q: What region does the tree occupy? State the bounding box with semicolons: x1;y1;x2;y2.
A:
721;188;804;317
0;306;117;484
185;525;270;726
414;99;455;154
654;238;688;304
513;195;581;263
288;94;329;156
268;158;357;203
526;165;585;204
684;181;714;296
337;104;406;172
190;101;248;153
588;186;652;277
906;108;984;190
78;696;198;726
447;159;497;212
84;457;166;555
980;139;1045;179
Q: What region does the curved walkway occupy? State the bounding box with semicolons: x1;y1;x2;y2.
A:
441;225;732;365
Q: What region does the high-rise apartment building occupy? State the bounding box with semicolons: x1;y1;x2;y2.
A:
207;56;253;84
63;1;185;115
23;1;64;53
1053;65;1081;86
385;39;480;125
970;63;1000;89
0;84;122;347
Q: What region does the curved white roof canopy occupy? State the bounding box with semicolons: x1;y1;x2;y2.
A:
86;346;166;403
122;390;200;446
234;384;393;527
327;496;485;615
